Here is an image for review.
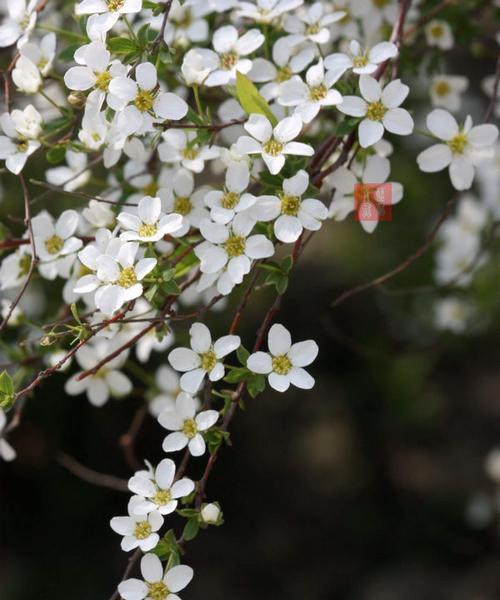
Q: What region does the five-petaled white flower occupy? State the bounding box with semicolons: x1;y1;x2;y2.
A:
425;19;454;50
168;322;241;393
118;196;183;242
110;496;163;552
417;109;499;191
75;0;143;33
128;458;195;515
0;0;37;48
247;323;318;392
338;75;414;148
158;391;219;456
429;75;468;112
283;2;345;45
0;105;41;174
204;162;255;225
235;0;303;25
324;40;398;76
159;129;220;173
118;553;193;600
251;169;328;242
236;113;313;175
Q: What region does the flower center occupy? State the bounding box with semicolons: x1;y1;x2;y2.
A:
221;50;239;71
276;66;293;83
134;521;152;540
95;70;112;91
272;354;292;375
182;147;198;161
200;349;217;372
366;101;387;121
153;488;172;506
430;24;444;38
448;133;468;154
44;235;64;255
143;182;159;196
173;196;192;215
352;55;369;68
263;139;283;156
434;80;450;96
117;266;138;288
106;0;124;11
16;140;29;153
173;8;193;29
138;223;158;238
309;84;327;102
221;191;239;209
305;23;321;36
224;234;246;258
37;57;48;71
18;254;31;276
20;14;31;30
373;0;391;7
147;581;169;600
134;90;155;112
182;418;198;439
280;194;300;216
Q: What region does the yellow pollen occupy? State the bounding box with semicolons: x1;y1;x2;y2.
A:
430;24;444;38
153;488;172;506
173;196;192;215
221;50;239;71
182;418;198;439
134;521;152;540
106;0;124;11
305;23;321;36
224;234;246;258
200;349;217;372
117;266;137;288
44;235;64;255
263;139;283;156
272;354;292;375
138;223;158;238
352;55;369;68
143;182;159;196
434;80;450;96
448;132;468;154
20;14;31;30
18;254;31;276
280;194;301;216
309;84;327;102
182;147;198;161
16;140;29;153
221;191;239;209
95;70;112;91
366;101;387;121
276;66;293;83
147;581;169;600
92;133;101;142
37;57;48;71
134;90;155;112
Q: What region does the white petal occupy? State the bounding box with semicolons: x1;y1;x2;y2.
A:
288;340;318;367
426;109;458;141
247;351;272;374
168;347;201;372
274;115;302;143
358;119;384;148
195;409;219;431
213;335;240;358
338;96;367;117
141;553;164;583
359;75;381;102
268;372;290;392
381;79;409;108
188;434;206;456
274;215;302;243
162;432;188;452
288;366;315;389
417;144;452;172
171;478;195;499
164;565;194;593
383;108;414;135
180;368;205;394
155;458;176;489
117;578;148;600
449;155;474;190
190;322;212;353
268;323;292;356
244;114;272;142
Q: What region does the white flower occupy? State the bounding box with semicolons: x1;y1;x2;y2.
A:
251;169;328;242
425;19;454;50
181;48;211;86
159;129;220;173
32;210;83;275
235;0;303;24
128;458;195;515
64;338;132;407
164;0;210;45
110;496;164;552
430;75;468;111
118;554;193;600
118;196;183;242
196;213;275;284
283;2;345;45
328;155;403;233
161;169;209;236
46;151;90;192
434;297;472;334
168;322;240;393
0;245;32;290
201;502;222;524
236;113;313;175
149;365;182;417
12;32;56;93
204;162;255;224
417;109;499;191
158;391;219;456
0;410;16;462
109;62;188;135
0;0;37;48
75;0;143;33
278;59;343;123
197;25;264;87
247;323;318;392
350;0;398;32
324;40;398;76
338;75;414;148
0;105;41;174
248;36;315;101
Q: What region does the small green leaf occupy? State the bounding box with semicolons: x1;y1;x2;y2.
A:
247;374;266;398
58;43;81;63
145;283;159;303
0;371;15;409
108;37;138;54
160;279;180;295
182;517;200;541
223;367;248;383
236;71;277;126
236;345;250;366
280;256;293;274
46;145;67;165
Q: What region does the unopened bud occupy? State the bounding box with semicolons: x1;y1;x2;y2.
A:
67;92;86;108
201;503;222;524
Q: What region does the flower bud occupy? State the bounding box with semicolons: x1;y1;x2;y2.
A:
67;92;86;108
200;503;222;525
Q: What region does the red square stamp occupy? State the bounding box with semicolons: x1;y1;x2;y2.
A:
354;183;392;222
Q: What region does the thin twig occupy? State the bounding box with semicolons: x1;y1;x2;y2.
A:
57;452;129;492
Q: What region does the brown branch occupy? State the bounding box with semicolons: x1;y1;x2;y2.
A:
119;406;147;471
57;452;129;492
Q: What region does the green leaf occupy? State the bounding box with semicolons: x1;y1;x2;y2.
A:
236;71;277;126
145;283;158;303
247;374;266;398
182;517;200;541
236;345;250;366
280;256;293;274
108;37;138;54
58;43;81;63
0;371;15;409
223;367;248;383
46;145;67;165
336;118;359;137
160;279;180;295
43;116;71;134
